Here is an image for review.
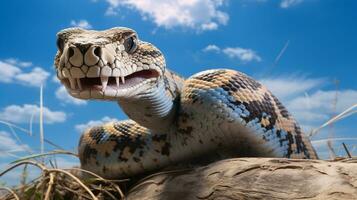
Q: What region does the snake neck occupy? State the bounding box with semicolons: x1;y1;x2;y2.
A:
118;70;184;133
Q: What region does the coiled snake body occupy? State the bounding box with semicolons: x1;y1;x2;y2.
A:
55;27;318;178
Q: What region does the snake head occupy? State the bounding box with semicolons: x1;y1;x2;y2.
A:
54;27;165;100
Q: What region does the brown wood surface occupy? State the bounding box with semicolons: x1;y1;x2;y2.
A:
126;158;357;200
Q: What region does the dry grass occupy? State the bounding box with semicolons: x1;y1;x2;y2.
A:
0;152;128;200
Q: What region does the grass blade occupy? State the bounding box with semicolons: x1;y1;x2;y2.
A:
11;150;78;164
309;104;357;137
40;85;44;159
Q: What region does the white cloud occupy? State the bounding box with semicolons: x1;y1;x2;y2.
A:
0;59;50;87
203;44;221;52
259;77;324;99
0;131;30;158
15;67;50;87
55;86;87;105
75;116;119;132
105;6;117;16
201;22;219;31
4;58;32;67
70;20;92;29
203;45;261;62
222;47;261;62
280;0;303;8
0;104;66;124
0;61;21;83
103;0;228;31
288;90;357;114
287;90;357;125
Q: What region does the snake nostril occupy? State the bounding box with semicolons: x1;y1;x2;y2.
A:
68;47;75;58
94;47;102;57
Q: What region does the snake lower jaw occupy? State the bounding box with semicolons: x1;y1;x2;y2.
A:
61;69;160;100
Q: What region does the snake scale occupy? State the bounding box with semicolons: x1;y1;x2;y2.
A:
54;27;318;179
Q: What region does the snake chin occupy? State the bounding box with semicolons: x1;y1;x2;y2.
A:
62;69;160;100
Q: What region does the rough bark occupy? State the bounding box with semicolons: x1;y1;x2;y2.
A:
126;158;357;200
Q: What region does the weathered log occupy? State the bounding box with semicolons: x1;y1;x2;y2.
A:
126;158;357;200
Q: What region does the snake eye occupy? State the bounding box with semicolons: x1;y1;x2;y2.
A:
56;37;65;52
123;37;137;54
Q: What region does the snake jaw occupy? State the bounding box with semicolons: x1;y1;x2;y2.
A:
59;68;161;100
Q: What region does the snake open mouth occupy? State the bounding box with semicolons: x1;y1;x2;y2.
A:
62;69;160;93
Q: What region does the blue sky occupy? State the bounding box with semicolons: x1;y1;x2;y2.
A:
0;0;356;185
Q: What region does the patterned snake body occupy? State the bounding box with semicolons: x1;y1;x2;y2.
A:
55;27;318;178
